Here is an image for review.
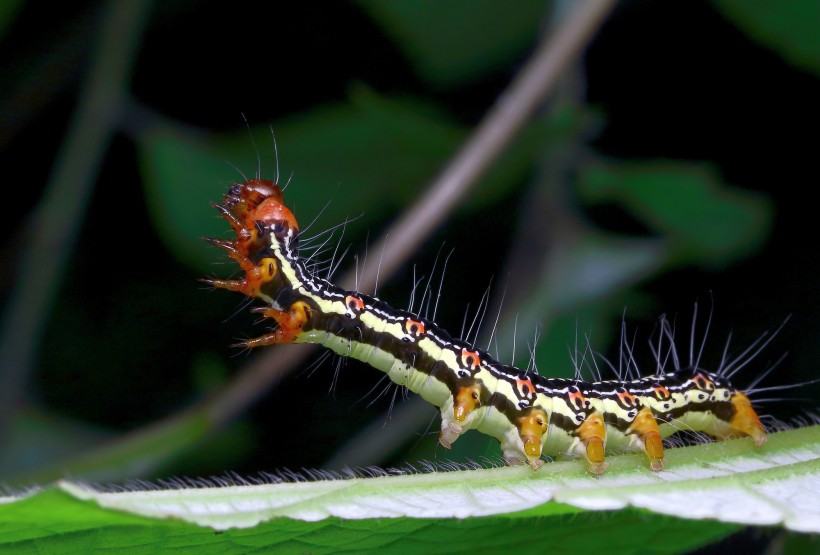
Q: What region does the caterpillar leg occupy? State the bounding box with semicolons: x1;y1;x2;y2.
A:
575;411;609;475
502;409;548;470
202;256;280;299
212;201;248;237
626;407;666;471
439;383;483;448
236;302;313;347
502;448;538;468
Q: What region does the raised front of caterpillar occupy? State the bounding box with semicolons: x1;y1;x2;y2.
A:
205;178;768;474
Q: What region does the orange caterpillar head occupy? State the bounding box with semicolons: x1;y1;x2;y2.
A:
222;178;299;233
204;178;300;299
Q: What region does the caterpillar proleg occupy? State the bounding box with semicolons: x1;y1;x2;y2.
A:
205;178;769;474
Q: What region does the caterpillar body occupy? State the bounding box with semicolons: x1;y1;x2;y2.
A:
205;178;767;475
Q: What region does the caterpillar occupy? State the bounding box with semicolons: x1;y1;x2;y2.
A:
205;178;768;475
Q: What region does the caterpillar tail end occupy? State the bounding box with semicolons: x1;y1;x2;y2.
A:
729;392;768;447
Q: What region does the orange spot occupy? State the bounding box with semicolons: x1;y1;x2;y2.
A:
404;319;425;337
345;295;365;316
652;384;671;400
460;349;481;370
617;390;638;408
516;377;535;397
693;373;715;392
567;388;588;412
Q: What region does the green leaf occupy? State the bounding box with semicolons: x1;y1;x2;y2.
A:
357;0;548;86
714;0;820;75
0;0;23;40
578;162;772;268
0;488;736;555
1;426;816;554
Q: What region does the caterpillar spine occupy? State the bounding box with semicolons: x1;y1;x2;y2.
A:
205;178;767;474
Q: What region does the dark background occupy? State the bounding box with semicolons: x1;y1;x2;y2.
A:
0;1;817;552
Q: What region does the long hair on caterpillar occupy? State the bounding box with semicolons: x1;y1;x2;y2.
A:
595;306;804;451
201;176;808;475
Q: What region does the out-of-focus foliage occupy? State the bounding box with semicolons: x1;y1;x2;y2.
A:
357;0;548;86
714;0;820;76
142;89;548;273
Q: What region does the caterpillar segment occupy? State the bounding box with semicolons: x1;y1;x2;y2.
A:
207;178;770;475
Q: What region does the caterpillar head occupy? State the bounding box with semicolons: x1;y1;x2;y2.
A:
204;178;299;299
227;178;299;234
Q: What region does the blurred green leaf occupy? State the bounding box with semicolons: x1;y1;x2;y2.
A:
5;412;210;485
357;0;548;86
714;0;820;75
139;89;556;273
579;162;771;268
0;409;113;477
0;0;23;39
